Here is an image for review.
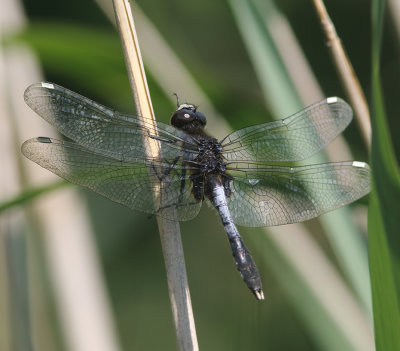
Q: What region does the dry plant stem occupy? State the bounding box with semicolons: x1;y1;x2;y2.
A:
312;0;371;149
111;1;198;350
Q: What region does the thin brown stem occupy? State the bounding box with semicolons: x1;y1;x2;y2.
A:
312;0;371;149
111;1;198;350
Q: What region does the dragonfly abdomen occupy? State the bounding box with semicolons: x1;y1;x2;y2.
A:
208;176;264;300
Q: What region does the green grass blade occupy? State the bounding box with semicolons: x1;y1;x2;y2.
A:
369;1;400;349
4;229;33;351
0;181;67;214
369;192;400;349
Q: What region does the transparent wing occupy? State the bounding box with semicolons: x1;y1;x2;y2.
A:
22;137;202;222
221;98;352;162
226;161;370;227
24;82;199;162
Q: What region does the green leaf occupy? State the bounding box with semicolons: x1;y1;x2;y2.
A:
369;0;400;349
368;192;400;350
0;181;67;214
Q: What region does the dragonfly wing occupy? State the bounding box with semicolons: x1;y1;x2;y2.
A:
221;98;352;162
22;137;202;222
24;82;199;162
226;162;370;227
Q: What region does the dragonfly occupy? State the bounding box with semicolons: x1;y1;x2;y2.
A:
22;82;370;300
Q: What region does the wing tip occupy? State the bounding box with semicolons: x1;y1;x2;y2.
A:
327;96;339;104
352;161;370;170
326;96;351;108
21;137;54;156
24;82;56;103
21;138;35;159
40;82;55;89
326;96;351;110
326;96;347;105
36;136;53;144
326;96;353;125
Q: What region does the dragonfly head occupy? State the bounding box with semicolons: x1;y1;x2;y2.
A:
170;103;207;134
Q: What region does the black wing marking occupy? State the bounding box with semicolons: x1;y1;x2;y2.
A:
221;98;352;162
22;137;202;222
24;82;199;163
225;161;370;227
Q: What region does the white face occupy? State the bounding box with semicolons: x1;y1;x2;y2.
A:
177;103;195;111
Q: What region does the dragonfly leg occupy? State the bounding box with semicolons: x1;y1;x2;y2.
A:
154;172;200;216
153;198;200;218
148;133;177;144
190;173;205;201
178;167;187;203
151;155;181;181
150;158;201;218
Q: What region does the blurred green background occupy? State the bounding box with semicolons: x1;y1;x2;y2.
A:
1;0;399;350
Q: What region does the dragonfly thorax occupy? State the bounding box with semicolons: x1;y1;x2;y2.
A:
195;138;226;174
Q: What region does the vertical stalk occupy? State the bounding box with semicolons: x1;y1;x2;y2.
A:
111;1;198;350
312;0;371;149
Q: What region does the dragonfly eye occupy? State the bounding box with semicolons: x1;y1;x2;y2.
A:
170;106;207;130
196;111;207;126
170;109;196;127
